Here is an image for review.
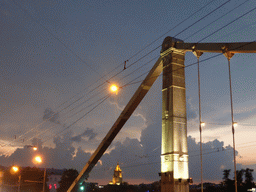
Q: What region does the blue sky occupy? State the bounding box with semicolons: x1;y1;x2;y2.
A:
1;0;256;185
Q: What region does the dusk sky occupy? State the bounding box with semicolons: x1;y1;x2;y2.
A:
1;0;256;185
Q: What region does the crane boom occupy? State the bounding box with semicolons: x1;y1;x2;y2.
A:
67;57;163;192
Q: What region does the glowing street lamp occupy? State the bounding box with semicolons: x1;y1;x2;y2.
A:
12;166;19;173
34;156;42;163
110;84;119;94
32;146;38;151
11;166;21;192
33;155;46;192
26;145;38;151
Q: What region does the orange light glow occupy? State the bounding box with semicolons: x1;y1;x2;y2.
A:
12;166;19;172
33;147;38;151
34;156;42;163
110;84;118;93
200;122;205;127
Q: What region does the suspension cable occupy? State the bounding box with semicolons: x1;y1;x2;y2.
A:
227;56;238;192
198;56;203;192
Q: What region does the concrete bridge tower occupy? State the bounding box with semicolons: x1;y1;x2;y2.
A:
160;37;189;192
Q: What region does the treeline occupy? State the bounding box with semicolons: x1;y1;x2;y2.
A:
222;168;254;192
190;168;255;192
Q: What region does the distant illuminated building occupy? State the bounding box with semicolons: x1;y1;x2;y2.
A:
109;163;122;185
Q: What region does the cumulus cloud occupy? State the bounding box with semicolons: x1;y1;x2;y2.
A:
187;98;197;120
0;124;250;185
188;135;242;183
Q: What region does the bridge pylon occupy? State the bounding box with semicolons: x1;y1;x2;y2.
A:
67;36;256;192
160;37;189;192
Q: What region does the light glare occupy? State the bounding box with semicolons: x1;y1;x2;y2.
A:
110;84;118;93
12;166;19;172
34;156;42;163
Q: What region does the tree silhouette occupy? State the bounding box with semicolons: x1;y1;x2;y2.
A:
223;169;231;182
236;169;244;187
57;169;79;192
244;168;254;190
222;169;234;191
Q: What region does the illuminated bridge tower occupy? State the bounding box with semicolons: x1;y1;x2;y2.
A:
67;35;256;192
160;37;189;192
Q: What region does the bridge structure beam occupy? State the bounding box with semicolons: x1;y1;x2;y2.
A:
67;36;256;192
159;37;255;192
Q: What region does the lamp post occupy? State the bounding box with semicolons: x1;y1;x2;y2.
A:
11;166;21;192
18;175;21;192
33;155;46;192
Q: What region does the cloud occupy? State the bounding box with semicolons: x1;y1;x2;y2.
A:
0;124;252;185
109;100;147;123
70;128;97;142
187;135;242;183
88;123;245;184
43;108;60;124
187;98;197;120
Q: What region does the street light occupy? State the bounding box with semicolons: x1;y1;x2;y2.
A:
26;145;38;151
33;147;38;151
110;84;119;94
34;156;42;163
33;155;46;192
11;166;21;192
12;166;19;173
